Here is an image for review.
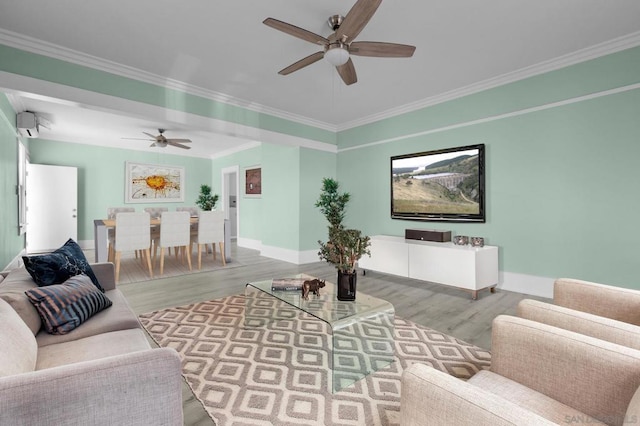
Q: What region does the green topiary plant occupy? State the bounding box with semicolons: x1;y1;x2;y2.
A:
195;184;219;211
315;177;370;274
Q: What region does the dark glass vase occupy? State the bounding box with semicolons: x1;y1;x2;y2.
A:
337;270;357;301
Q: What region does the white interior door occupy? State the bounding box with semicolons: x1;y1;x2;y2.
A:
26;163;78;253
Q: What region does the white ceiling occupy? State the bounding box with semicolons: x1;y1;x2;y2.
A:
1;0;640;157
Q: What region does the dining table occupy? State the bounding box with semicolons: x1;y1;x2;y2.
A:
92;217;231;263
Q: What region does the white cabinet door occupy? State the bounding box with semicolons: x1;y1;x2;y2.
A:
359;235;409;276
26;164;78;253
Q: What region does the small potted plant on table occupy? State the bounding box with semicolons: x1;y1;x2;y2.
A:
316;178;370;301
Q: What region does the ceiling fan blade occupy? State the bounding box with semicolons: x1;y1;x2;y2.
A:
142;132;157;139
166;138;192;143
122;137;154;141
279;51;324;75
168;141;191;150
336;58;357;85
350;41;416;57
263;18;328;45
335;0;382;42
150;142;157;147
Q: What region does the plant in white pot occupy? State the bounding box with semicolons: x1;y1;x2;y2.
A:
195;184;219;211
316;178;370;301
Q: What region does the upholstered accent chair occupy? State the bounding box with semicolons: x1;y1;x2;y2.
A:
400;315;640;426
518;278;640;350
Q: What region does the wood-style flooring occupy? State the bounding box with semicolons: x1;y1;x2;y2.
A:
115;243;549;426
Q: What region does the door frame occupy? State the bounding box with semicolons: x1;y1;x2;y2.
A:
221;165;239;239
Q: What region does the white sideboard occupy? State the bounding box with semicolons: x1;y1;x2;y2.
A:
358;235;499;299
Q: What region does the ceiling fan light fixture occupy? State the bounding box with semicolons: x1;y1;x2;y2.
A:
324;44;350;66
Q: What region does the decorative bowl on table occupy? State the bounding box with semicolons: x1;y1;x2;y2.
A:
453;235;469;245
470;237;485;247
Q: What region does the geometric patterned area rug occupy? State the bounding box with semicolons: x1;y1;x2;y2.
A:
139;294;491;426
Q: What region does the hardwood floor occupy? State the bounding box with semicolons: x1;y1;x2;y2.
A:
116;242;549;426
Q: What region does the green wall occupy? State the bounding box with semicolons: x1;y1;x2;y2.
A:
28;139;213;241
337;46;640;289
211;143;336;253
0;94;24;269
3;41;640;293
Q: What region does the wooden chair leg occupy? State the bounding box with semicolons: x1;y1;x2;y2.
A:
197;244;203;270
144;248;153;278
212;243;217;261
114;251;121;284
160;247;166;275
219;242;226;266
185;245;192;271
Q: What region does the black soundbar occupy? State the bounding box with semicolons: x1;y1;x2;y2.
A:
405;228;452;243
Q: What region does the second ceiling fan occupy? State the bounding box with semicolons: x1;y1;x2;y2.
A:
263;0;415;85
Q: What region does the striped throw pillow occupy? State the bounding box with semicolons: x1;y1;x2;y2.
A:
25;274;112;335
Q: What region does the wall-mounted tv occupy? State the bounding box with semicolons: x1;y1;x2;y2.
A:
391;144;485;222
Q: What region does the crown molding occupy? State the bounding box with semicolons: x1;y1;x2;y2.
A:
2;28;640;135
336;31;640;132
0;28;337;133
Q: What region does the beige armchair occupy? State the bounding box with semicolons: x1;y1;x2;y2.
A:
518;278;640;350
400;315;640;426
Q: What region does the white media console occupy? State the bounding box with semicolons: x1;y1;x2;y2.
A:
358;235;499;300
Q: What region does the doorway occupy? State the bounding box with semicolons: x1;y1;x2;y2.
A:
222;166;239;239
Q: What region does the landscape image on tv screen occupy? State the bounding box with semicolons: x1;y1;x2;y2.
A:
391;144;485;222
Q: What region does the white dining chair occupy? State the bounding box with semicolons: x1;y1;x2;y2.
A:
191;210;226;269
156;211;192;275
113;212;153;283
144;207;168;253
176;206;200;237
107;207;135;262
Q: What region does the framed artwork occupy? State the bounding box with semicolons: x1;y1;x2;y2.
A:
125;162;185;203
245;166;261;196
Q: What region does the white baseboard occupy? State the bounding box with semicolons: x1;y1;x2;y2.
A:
260;244;320;265
237;237;262;251
499;271;554;299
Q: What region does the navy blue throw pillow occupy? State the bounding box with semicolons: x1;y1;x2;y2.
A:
25;274;112;335
22;238;104;292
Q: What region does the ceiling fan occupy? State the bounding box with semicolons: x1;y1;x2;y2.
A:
263;0;415;85
123;129;192;150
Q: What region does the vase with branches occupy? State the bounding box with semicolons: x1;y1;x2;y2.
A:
315;177;370;300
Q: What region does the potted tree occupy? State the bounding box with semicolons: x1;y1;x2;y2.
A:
316;177;370;301
195;184;219;211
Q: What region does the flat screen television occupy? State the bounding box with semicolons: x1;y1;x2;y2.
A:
391;144;485;222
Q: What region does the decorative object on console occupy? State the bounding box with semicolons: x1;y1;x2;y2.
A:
391;144;485;222
315;177;371;301
405;228;451;242
301;279;326;300
453;235;469;245
195;184;219;211
470;237;485;247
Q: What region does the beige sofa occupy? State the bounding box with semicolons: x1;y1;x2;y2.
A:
400;315;640;426
0;263;183;426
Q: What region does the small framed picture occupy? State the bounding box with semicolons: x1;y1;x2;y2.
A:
245;167;261;197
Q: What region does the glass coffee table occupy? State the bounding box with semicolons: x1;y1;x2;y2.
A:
245;274;395;392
